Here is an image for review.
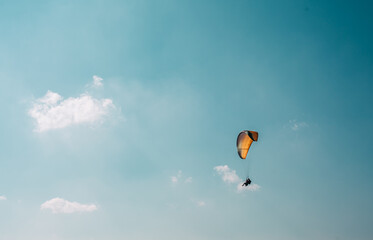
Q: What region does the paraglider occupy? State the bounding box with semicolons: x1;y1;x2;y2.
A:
236;130;258;186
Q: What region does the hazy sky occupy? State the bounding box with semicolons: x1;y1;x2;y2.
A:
0;0;372;239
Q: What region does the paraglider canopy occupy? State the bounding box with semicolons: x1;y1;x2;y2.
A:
236;130;258;159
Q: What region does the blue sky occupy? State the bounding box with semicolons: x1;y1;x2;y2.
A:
0;0;372;239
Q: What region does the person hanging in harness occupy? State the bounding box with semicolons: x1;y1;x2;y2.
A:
242;177;251;187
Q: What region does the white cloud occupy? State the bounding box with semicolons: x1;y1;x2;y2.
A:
214;165;260;193
171;170;192;184
93;75;103;87
289;119;308;131
189;199;206;207
237;183;261;192
41;197;97;214
184;177;192;183
38;90;62;105
0;196;6;200
29;90;115;132
213;165;240;183
197;201;206;207
171;176;178;183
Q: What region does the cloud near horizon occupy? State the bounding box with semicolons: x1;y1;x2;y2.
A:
214;165;260;192
41;197;97;214
0;196;6;200
29;89;115;132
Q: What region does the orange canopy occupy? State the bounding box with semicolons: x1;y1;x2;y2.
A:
236;130;258;159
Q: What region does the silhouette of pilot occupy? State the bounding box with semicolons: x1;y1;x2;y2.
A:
242;178;251;187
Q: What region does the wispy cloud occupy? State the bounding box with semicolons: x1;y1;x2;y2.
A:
184;177;192;183
236;183;261;192
197;201;206;207
289;119;308;131
92;75;103;87
171;176;178;183
189;198;206;207
0;196;6;200
29;90;115;132
170;170;192;184
214;165;260;192
213;165;240;183
41;197;97;214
